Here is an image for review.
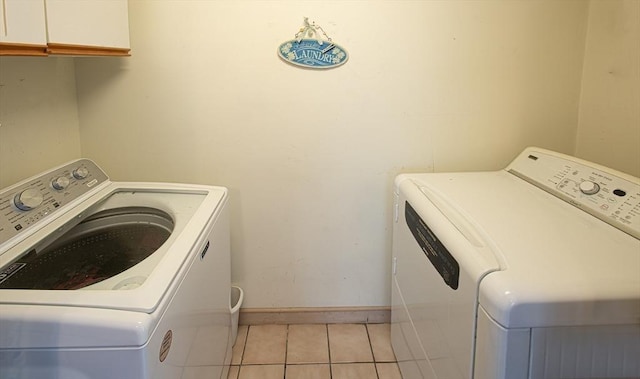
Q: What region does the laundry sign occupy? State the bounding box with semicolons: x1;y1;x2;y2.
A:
278;40;347;68
278;18;348;69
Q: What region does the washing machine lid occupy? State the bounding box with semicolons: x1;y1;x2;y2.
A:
0;181;227;314
399;148;640;329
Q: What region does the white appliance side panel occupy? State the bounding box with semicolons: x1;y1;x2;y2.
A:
392;182;500;379
148;201;231;379
393;211;470;378
0;347;147;379
474;306;530;379
391;274;436;379
529;324;640;379
0;305;154;349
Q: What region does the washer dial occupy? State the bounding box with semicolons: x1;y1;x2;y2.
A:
73;167;89;180
579;181;600;195
14;189;44;211
52;176;70;190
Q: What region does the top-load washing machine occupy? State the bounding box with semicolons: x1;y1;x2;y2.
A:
391;147;640;379
0;159;232;379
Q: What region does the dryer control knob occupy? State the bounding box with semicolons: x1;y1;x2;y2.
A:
14;189;44;211
72;167;89;180
51;176;70;190
579;181;600;195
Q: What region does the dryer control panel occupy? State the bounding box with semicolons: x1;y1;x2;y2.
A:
507;148;640;240
0;159;109;246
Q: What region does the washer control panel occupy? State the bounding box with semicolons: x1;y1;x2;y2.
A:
0;159;109;245
508;148;640;239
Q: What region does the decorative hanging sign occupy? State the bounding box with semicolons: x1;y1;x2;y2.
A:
278;18;348;69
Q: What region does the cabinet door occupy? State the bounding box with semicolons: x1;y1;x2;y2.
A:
45;0;130;56
0;0;47;55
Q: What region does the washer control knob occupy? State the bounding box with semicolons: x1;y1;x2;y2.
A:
579;181;600;195
72;167;89;180
14;189;44;211
51;176;70;190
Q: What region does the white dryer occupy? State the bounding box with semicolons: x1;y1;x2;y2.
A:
391;147;640;379
0;159;232;379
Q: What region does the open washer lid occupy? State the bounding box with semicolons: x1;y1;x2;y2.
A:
0;184;227;314
0;160;227;314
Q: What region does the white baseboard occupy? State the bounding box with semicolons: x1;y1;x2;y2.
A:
238;306;391;325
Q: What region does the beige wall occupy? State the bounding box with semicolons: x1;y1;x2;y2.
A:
1;1;634;310
576;0;640;177
74;1;587;308
0;57;81;188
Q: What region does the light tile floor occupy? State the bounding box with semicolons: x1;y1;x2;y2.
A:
228;323;402;379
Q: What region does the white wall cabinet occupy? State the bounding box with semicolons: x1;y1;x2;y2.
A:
0;0;130;56
0;0;48;56
45;0;130;56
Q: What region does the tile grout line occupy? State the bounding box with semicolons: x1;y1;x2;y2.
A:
283;324;289;378
239;325;249;367
236;325;247;377
365;324;381;379
326;323;333;379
